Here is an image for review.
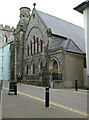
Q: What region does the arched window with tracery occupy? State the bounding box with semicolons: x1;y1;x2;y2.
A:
30;36;43;55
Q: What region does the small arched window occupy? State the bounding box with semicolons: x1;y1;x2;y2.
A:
4;36;7;43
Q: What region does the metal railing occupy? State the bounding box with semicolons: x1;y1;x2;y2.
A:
52;73;62;80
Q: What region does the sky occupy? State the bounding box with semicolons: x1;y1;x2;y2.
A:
0;0;85;28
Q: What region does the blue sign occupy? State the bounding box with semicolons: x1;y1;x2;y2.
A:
0;48;3;80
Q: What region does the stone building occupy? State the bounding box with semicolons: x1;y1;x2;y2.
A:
0;25;14;48
11;4;86;88
0;25;14;80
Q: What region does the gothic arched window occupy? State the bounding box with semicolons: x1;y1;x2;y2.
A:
33;36;35;54
37;37;39;53
27;45;29;56
40;40;43;52
4;36;7;43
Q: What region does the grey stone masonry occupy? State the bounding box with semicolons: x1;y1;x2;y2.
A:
0;24;14;48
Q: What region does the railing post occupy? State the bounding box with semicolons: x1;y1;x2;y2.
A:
75;80;78;91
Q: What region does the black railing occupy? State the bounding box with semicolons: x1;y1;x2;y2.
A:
23;73;62;81
26;75;40;80
52;73;62;80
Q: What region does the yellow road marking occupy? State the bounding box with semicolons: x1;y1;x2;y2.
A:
54;89;87;95
3;87;8;90
22;84;44;89
73;91;87;94
49;102;88;117
18;91;44;102
3;87;88;117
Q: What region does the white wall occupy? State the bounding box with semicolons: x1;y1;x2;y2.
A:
83;7;89;87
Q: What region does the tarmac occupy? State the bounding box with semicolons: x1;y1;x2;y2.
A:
2;88;88;119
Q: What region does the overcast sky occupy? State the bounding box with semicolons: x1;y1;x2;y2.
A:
0;0;84;28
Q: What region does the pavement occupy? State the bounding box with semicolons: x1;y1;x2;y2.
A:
1;81;88;119
0;81;2;120
0;102;2;120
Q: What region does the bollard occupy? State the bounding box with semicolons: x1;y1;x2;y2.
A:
14;83;17;95
45;87;49;107
75;80;78;91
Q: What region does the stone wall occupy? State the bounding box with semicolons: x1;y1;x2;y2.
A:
0;24;14;48
64;52;84;88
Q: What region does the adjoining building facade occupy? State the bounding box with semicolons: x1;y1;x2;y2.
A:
0;25;14;120
0;25;14;81
74;0;89;89
0;4;87;88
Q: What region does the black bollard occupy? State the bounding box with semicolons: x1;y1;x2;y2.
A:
45;87;49;107
75;80;78;91
14;83;17;95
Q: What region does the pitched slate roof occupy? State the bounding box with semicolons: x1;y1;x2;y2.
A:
48;39;84;54
36;10;85;54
